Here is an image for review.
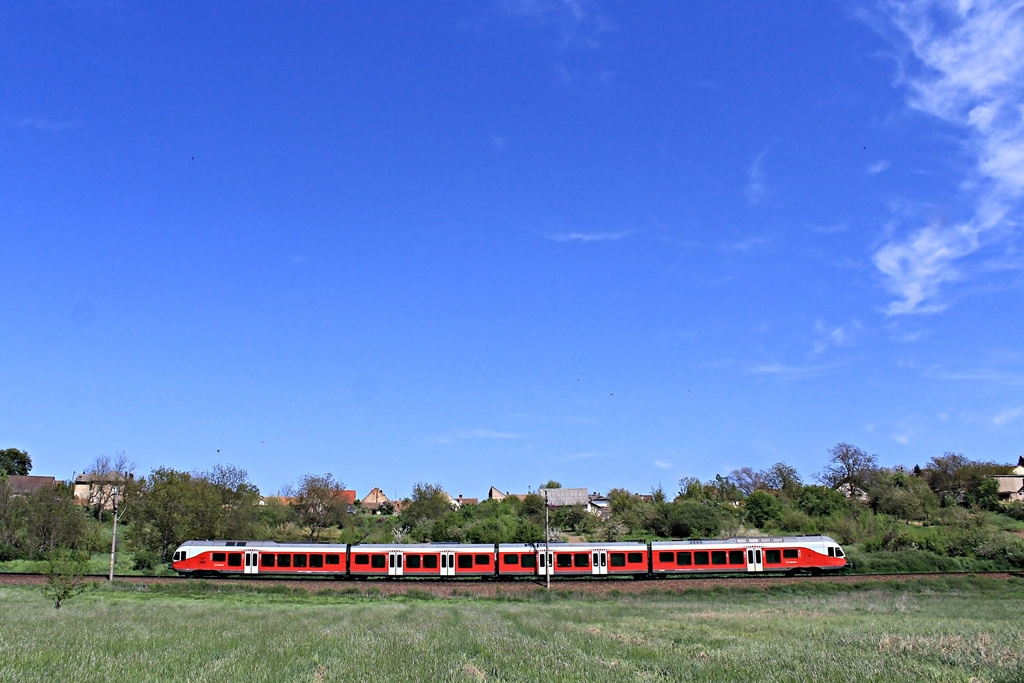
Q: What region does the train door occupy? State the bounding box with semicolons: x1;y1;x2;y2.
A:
440;550;455;577
388;551;404;577
746;546;763;572
537;550;553;576
244;550;259;575
591;550;607;575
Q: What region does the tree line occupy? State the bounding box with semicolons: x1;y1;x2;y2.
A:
1;443;1023;572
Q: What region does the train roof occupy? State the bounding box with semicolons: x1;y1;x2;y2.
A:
497;542;647;550
651;535;839;545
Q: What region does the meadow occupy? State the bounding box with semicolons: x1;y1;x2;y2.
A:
1;579;1022;682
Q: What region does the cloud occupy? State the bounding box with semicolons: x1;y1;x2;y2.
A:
503;0;612;51
749;362;835;379
812;320;861;354
993;406;1024;426
653;460;673;469
428;429;526;444
8;118;82;131
745;149;769;204
872;0;1024;314
546;231;630;242
868;160;892;175
555;451;599;462
893;432;912;445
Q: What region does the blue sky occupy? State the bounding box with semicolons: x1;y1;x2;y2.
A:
2;1;1023;499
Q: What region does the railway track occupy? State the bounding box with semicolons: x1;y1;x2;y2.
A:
2;570;1018;597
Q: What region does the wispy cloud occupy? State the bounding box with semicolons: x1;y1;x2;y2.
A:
7;117;82;131
745;148;769;204
872;0;1024;314
653;460;673;469
812;320;861;354
546;231;631;242
555;451;599;462
749;362;836;379
993;406;1024;426
867;160;891;175
428;429;526;444
503;0;612;51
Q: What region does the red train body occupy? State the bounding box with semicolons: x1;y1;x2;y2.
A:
171;535;847;579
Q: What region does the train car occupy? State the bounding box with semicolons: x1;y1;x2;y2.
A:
347;543;495;578
171;540;348;577
650;535;847;576
496;542;649;578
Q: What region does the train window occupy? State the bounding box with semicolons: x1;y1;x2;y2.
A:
504;554;519;565
627;552;644;564
573;553;589;568
212;553;226;563
371;555;386;569
396;555;402;568
783;549;799;559
406;555;421;569
556;554;572;568
659;551;673;563
237;542;246;547
262;554;275;567
424;555;438;569
729;550;745;565
293;554;307;568
764;550;781;564
521;554;536;568
326;554;340;565
310;554;324;568
828;547;834;557
228;553;243;567
711;551;727;565
226;541;236;546
475;554;491;565
835;548;845;558
677;552;692;566
354;554;369;566
278;554;291;568
694;551;709;565
457;555;473;569
610;553;626;567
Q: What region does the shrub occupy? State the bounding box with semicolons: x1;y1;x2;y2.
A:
132;549;158;571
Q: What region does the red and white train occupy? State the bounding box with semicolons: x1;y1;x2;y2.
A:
170;535;847;579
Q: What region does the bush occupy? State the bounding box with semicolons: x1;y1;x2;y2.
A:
132;549;159;571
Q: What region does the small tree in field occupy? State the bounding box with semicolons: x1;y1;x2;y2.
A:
42;549;91;609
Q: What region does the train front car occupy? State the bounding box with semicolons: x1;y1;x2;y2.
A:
170;540;348;578
651;535;848;576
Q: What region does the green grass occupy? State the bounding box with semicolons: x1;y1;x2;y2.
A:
0;552;176;577
2;580;1023;682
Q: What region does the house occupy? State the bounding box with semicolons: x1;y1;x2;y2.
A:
361;487;391;512
6;475;56;496
994;476;1024;502
487;486;507;502
73;472;133;510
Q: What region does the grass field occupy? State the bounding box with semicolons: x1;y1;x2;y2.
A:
1;579;1022;682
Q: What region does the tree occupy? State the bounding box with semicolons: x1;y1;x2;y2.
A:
0;448;31;476
744;491;784;529
818;443;878;496
796;485;848;518
203;464;262;538
401;483;455;525
762;462;803;498
41;549;91;609
130;468;223;560
291;473;348;542
729;467;764;496
82;452;134;520
23;482;91;557
542;480;562;489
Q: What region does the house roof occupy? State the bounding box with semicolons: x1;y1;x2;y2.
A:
994;475;1024;495
7;475;56;495
361;487;390;505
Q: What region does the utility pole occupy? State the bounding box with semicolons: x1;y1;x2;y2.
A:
544;488;550;591
108;477;125;581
